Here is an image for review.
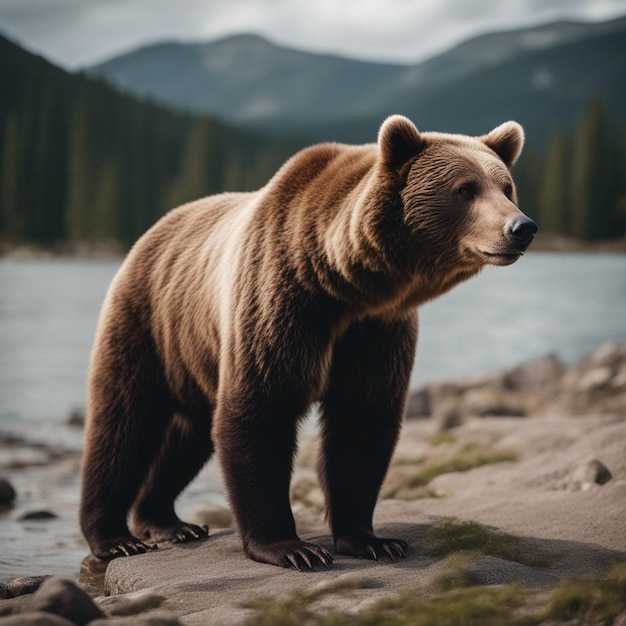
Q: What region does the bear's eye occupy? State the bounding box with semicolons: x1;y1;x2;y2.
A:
457;184;475;199
504;184;513;199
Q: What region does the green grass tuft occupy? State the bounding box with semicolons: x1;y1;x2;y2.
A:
544;562;626;623
244;559;626;626
246;584;537;626
342;584;536;626
430;554;475;591
409;445;517;488
422;518;554;568
428;432;458;446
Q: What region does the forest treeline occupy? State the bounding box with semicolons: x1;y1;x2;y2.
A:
514;97;626;241
0;34;298;249
1;33;625;249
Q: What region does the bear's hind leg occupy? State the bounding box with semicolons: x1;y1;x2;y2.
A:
80;396;172;560
320;314;417;561
131;412;213;544
80;325;176;560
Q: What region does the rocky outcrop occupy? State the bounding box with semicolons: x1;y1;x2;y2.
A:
406;343;626;426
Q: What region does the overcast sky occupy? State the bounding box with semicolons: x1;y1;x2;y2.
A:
1;0;625;70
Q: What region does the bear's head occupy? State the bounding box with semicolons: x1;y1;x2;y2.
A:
378;115;536;269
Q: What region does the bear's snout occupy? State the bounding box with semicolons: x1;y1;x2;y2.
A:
507;217;537;249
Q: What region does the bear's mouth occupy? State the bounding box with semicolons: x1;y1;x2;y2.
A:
481;250;523;265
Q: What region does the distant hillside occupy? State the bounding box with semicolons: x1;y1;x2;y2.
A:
1;29;624;248
0;32;297;248
89;17;626;143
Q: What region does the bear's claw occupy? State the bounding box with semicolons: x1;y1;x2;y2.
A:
246;539;334;570
335;535;408;562
170;523;210;543
94;537;158;560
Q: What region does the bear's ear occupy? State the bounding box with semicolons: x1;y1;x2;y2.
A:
481;121;525;168
378;115;425;171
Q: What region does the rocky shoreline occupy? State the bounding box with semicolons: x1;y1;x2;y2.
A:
1;343;625;625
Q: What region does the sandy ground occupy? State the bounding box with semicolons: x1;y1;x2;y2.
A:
2;344;625;623
94;412;626;625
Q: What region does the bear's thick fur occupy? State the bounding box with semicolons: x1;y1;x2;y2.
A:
80;115;536;569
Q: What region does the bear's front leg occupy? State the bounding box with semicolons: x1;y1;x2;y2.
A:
214;391;333;570
320;313;418;561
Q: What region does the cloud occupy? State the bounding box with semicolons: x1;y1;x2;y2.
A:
1;0;625;69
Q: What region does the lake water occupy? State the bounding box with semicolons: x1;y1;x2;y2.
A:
0;252;625;580
1;253;625;439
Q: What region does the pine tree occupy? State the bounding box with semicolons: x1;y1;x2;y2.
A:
169;117;223;207
512;145;542;226
65;90;96;241
539;128;570;235
91;159;122;241
31;82;69;243
0;113;24;240
570;97;614;240
615;122;626;236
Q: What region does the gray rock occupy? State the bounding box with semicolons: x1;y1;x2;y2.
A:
561;458;613;491
0;612;76;625
586;342;626;370
506;353;564;393
66;408;85;428
432;397;464;431
193;506;233;530
0;595;33;616
577;367;614;392
6;576;50;598
18;510;58;521
0;478;16;506
405;388;431;418
460;387;525;417
95;588;164;616
0;584;6;601
29;576;104;625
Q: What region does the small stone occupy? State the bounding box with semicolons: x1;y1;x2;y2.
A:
96;588;164;616
0;478;16;507
433;398;463;431
18;510;58;521
506;353;564;392
0;611;76;625
588;342;626;369
558;458;613;491
577;367;614;391
6;576;50;598
0;583;6;601
29;576;104;625
405;388;431;418
290;471;325;512
193;506;233;530
66;409;85;428
571;458;613;489
461;387;525;417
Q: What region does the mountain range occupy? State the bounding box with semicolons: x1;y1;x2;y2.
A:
89;16;626;144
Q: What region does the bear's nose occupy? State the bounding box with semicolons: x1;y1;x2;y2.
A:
508;218;537;247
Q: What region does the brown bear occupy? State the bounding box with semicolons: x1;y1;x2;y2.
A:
79;115;536;569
